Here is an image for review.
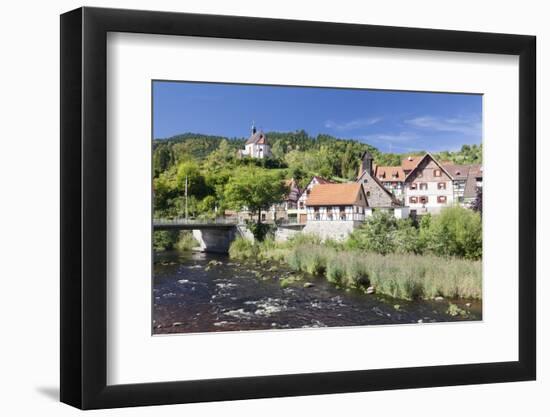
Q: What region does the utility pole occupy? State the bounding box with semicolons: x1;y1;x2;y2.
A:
185;175;189;221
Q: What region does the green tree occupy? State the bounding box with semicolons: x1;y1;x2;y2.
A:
152;144;173;177
224;167;289;240
175;161;211;199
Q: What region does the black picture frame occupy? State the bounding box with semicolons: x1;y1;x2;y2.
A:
60;6;536;410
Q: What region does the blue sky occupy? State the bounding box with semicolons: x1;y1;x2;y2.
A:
153;81;482;153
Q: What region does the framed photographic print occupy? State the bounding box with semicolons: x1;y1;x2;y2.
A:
60;6;536;410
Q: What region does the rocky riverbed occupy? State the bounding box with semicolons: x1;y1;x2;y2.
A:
153;251;481;334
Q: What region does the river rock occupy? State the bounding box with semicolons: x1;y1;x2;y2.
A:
172;322;182;327
465;302;472;308
303;282;315;288
434;296;444;301
366;286;375;294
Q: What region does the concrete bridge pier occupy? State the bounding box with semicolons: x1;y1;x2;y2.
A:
192;228;237;253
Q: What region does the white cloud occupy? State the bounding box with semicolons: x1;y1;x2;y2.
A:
324;117;382;131
359;131;419;143
404;115;481;136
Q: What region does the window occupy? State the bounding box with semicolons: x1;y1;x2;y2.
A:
437;196;447;204
314;207;320;220
410;183;417;190
419;196;428;204
437;182;446;190
339;207;346;220
434;169;441;177
409;196;418;204
366;191;371;197
419;183;428;190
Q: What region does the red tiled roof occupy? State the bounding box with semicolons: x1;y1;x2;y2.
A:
306;183;366;206
401;156;423;171
374;166;406;181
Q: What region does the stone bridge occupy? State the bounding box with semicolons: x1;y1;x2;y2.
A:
154;218;306;253
153;219;238;253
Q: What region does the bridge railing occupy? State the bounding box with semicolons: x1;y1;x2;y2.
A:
153;217;240;225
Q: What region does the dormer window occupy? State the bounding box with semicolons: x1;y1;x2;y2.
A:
434;169;441;177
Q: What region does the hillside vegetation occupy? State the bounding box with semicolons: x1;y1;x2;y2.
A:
153;130;482;219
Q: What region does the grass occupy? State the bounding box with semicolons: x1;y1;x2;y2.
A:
228;237;482;301
175;232;199;252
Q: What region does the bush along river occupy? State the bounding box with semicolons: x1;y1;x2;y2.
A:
153;251;481;334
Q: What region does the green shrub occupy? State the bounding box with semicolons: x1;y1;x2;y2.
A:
228;237;259;259
347;210;397;255
347;207;481;260
393;219;423;254
153;230;179;251
174;231;199;252
423;207;482;260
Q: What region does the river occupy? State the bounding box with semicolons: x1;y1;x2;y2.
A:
153;251;481;334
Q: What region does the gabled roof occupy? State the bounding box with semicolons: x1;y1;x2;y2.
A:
298;176;336;200
464;164;482;199
469;164;483;177
401;155;423;171
356;169;402;207
441;163;483;181
306;183;368;206
311;176;334;185
441;163;469;180
404;153;454;182
245;131;268;145
374;166;406;182
463;173;479;199
284;179;301;202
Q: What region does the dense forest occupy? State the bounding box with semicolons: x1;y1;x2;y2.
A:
152;130;482;219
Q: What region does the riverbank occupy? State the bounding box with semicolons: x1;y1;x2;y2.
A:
228;236;482;301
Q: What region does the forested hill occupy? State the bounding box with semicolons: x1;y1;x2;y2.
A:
153;130;482;181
